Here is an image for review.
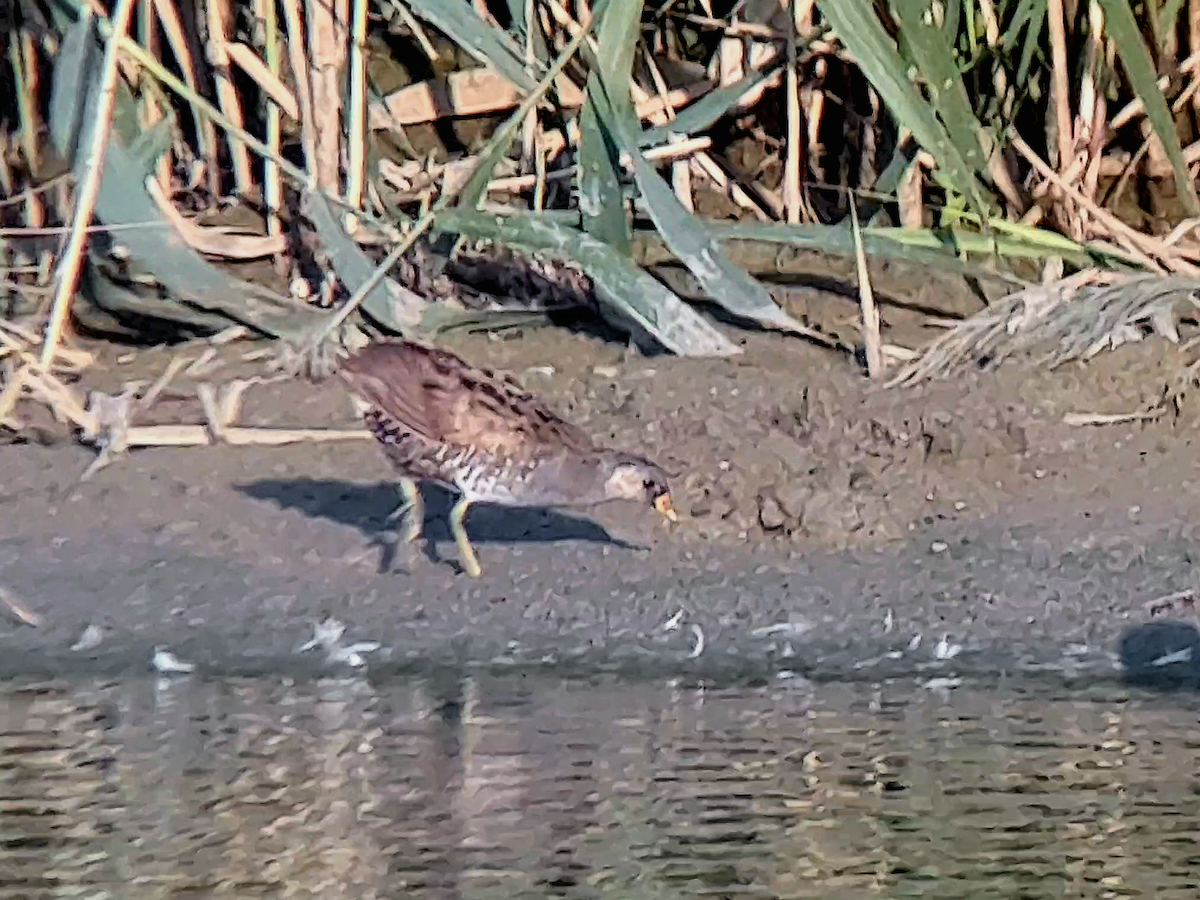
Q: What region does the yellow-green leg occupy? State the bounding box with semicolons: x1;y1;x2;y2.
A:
386;477;424;545
449;495;481;578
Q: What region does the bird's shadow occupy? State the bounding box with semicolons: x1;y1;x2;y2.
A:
1118;619;1200;691
235;477;644;574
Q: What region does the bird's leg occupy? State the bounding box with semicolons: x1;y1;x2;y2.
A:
448;494;481;578
385;477;424;545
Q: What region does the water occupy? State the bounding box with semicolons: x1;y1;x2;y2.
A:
3;670;1200;899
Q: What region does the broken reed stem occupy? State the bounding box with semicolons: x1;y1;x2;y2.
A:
255;0;285;272
282;0;317;184
41;0;139;370
345;0;370;209
150;0;219;191
850;194;884;379
205;0;253;192
638;45;693;209
10;31;44;227
783;0;802;223
138;0;174;191
308;0;350;193
1047;0;1073;171
120;425;374;447
0;584;40;628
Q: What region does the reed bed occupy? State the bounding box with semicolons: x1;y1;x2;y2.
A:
2;0;1200;454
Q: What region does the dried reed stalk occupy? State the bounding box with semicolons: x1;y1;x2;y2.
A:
850;196;883;379
345;0;370;210
10;32;44;227
282;0;317;181
783;0;802;224
253;0;285;273
137;0;171;190
151;0;219;190
308;0;349;193
205;0;253;192
41;0;139;370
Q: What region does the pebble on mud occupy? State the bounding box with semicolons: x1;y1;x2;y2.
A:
775;480;813;520
758;494;787;532
922;412;964;459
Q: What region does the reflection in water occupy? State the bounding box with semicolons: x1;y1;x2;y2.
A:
2;671;1200;899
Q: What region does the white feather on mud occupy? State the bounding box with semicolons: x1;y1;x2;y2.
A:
297;616;382;669
70;624;105;652
152;647;195;674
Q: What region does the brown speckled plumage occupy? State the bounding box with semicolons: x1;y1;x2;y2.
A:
336;339;676;576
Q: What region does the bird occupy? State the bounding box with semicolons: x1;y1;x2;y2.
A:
335;338;677;577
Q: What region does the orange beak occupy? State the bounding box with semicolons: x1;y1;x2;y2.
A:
653;492;679;522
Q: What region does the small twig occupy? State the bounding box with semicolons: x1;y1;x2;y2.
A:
1145;588;1197;616
184;347;221;377
1063;409;1162;426
139;354;189;412
0;366;29;428
115;424;373;447
0;584;40;627
219;379;256;425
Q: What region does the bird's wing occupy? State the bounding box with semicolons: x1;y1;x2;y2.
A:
337;340;596;457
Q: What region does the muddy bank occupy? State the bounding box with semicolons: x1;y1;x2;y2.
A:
2;328;1200;681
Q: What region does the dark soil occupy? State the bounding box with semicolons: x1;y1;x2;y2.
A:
3;320;1199;684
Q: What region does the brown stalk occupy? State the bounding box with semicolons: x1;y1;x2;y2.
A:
15;31;44;227
144;177;285;258
118;424;375;447
41;0;139;370
252;0;285;273
308;0;350;194
394;3;439;60
533;127;548;211
1075;0;1105;238
640;46;694;210
519;0;541;196
467;136;711;194
224;42;298;119
137;0;171;191
282;0;317;181
1047;0;1073;173
783;0;802;224
346;0;370;210
1192;0;1200;120
802;53;825;219
1109;50;1200;131
897;135;926;229
850;195;883;380
149;0;219;193
205;0;253;193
